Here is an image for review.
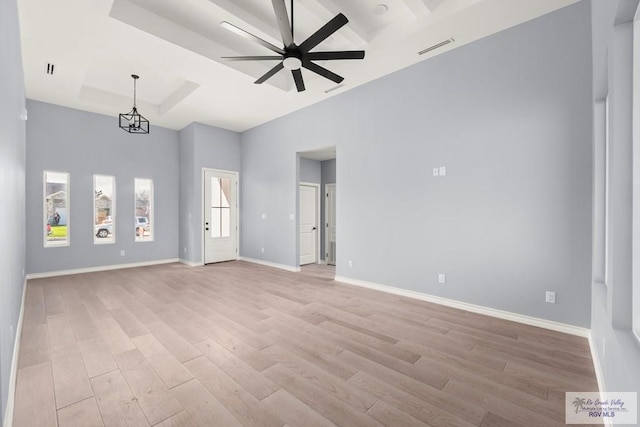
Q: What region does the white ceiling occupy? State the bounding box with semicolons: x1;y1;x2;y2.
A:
18;0;579;132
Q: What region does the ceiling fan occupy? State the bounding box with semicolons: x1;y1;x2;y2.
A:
220;0;365;92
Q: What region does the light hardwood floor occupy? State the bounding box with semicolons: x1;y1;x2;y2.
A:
13;261;599;426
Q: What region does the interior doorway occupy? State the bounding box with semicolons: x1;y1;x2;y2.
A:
298;147;336;268
203;169;238;264
299;183;320;265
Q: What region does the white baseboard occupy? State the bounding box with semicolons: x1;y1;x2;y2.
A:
587;332;608;405
587;332;606;393
239;257;301;273
25;258;180;280
334;275;589;338
3;277;27;427
588;337;612;427
179;258;202;267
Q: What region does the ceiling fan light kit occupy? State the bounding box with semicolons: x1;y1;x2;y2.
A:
221;0;365;92
119;74;149;134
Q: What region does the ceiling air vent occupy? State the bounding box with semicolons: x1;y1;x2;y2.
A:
324;83;345;94
418;38;454;55
45;62;55;75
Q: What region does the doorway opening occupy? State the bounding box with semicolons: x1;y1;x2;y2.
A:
203;168;238;264
298;147;336;267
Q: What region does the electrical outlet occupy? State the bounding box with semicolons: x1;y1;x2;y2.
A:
438;273;446;284
120;250;125;257
348;260;354;268
261;213;267;220
545;291;556;304
432;168;439;177
261;247;265;253
439;166;446;176
10;325;14;340
183;247;187;254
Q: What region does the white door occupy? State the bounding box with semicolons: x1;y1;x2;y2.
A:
204;169;238;264
325;184;336;265
299;184;318;265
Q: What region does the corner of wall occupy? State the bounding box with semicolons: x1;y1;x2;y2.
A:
3;276;27;427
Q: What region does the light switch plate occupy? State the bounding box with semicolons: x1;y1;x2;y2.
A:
545;291;556;304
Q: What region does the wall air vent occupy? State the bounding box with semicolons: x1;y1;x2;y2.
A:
418;38;455;56
324;83;345;94
45;63;55;75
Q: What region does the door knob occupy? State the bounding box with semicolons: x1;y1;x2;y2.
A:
312;227;317;230
206;227;209;231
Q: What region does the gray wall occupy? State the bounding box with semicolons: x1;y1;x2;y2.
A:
25;101;180;274
320;159;336;261
590;0;640;400
321;159;336;187
241;1;593;327
179;122;241;264
0;0;26;421
299;157;321;184
178;124;196;263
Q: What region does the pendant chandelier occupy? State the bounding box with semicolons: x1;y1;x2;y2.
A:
119;74;149;134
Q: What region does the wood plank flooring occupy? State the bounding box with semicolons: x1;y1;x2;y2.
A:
13;261;600;426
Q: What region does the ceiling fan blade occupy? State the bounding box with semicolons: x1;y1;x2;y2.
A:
299;13;348;52
255;62;285;84
221;56;283;61
221;21;285;55
292;69;305;92
271;0;293;48
302;61;344;84
307;51;365;61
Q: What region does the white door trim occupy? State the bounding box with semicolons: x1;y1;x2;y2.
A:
201;168;240;265
299;182;321;265
325;183;336;265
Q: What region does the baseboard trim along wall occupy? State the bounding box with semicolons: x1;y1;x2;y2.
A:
25;258;180;280
3;277;27;427
239;257;301;273
334;275;590;338
587;333;610;427
179;259;202;267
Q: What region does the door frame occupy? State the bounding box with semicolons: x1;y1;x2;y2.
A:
324;183;336;265
299;182;321;265
201;168;240;266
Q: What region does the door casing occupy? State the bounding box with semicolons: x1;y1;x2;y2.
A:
299;182;320;266
325;183;336;265
202;168;239;265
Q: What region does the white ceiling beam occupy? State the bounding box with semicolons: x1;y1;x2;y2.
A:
403;0;435;17
297;0;369;46
160;81;200;115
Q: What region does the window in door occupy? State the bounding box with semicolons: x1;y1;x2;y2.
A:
210;177;231;238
